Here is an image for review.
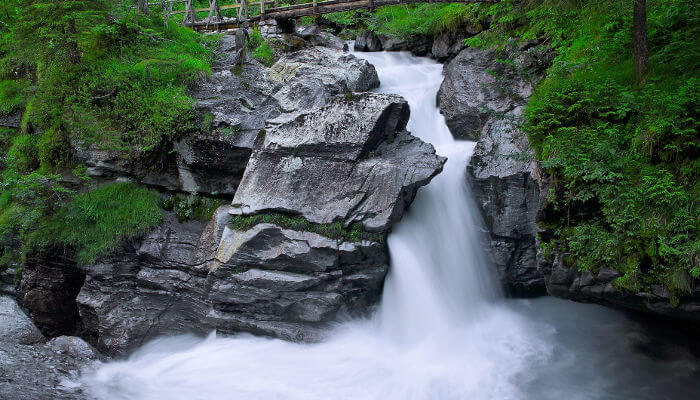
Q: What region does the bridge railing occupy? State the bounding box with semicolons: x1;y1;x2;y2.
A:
136;0;498;30
139;0;287;27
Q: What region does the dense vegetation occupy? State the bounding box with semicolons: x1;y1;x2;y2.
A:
0;0;216;270
483;0;697;303
352;0;698;302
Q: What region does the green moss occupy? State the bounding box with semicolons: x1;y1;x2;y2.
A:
367;4;483;39
5;133;39;173
48;182;163;265
2;0;217;162
0;180;162;267
228;213;385;243
246;28;276;67
0;79;29;116
163;193;226;222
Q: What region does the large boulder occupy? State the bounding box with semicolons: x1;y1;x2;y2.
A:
354;30;383;52
77;59;444;354
231;93;445;231
268;46;379;113
437;47;532;141
209;223;387;341
294;24;347;50
74;91;443;355
439;46;544;296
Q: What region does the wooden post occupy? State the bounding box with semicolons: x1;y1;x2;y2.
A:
161;0;167;26
137;0;151;16
274;0;278;8
260;0;265;21
238;0;249;20
313;0;318;14
183;0;197;25
208;0;222;22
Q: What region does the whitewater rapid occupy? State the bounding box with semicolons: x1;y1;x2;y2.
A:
81;50;698;400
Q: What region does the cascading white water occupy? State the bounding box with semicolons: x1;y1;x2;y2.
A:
81;51;698;400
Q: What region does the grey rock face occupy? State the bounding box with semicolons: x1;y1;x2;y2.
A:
0;295;44;345
77;214;214;355
232;93;445;231
354;30;383;52
17;257;85;337
268;47;379;113
294;24;348;50
209;223;387;341
438;47;532;141
0;296;96;400
431;32;466;62
0;110;22;129
175;131;253;195
75;207;389;354
439;46;544;296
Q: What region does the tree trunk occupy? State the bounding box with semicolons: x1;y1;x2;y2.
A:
138;0;151;17
633;0;648;84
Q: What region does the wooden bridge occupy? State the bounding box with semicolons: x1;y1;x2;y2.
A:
141;0;497;31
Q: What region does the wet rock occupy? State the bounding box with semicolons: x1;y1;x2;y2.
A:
431;32;465;62
174;131;253;195
190;41;377;195
0;296;94;400
0;295;44;345
354;30;383;52
17;256;85;337
209;223;388;339
294;24;348;50
75;207;391;354
379;34;433;56
76;214;213;355
231;93;445;231
268;47;379;113
439;46;545;296
542;255;700;323
438;47;532;141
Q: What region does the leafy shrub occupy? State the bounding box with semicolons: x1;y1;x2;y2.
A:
163;193;226;222
506;0;698;300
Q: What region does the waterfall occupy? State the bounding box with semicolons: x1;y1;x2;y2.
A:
81;51;699;400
